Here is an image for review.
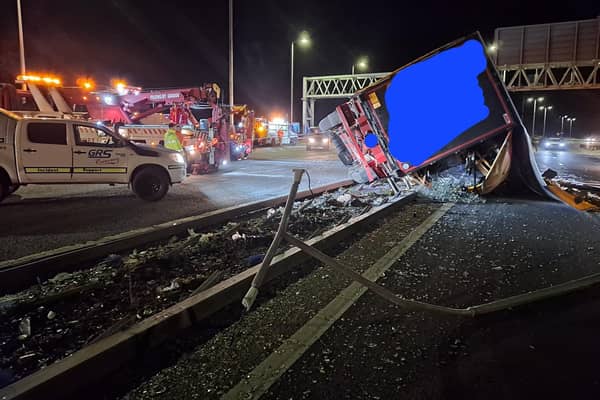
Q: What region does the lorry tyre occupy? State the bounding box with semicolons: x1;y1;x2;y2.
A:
132;166;170;201
338;149;353;165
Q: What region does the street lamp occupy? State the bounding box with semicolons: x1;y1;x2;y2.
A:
567;117;576;137
290;30;311;125
16;0;27;90
229;0;234;128
352;57;368;75
527;96;544;137
539;105;552;137
560;115;569;135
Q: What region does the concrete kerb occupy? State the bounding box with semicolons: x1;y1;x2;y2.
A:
0;192;417;400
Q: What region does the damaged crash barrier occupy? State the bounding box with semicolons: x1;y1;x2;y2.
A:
242;169;403;311
242;172;600;321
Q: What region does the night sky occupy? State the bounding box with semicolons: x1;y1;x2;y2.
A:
0;0;598;135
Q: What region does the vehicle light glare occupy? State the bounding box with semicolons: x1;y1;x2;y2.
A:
308;137;316;143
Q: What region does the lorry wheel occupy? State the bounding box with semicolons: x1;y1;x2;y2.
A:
132;166;170;201
337;149;353;165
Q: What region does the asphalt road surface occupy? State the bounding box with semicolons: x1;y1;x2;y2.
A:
1;145;597;263
260;200;600;400
122;199;600;400
535;150;600;185
0;146;344;261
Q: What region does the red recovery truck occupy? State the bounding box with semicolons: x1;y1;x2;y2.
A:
319;33;554;200
75;85;234;173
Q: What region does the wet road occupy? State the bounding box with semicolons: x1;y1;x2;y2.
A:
0;146;345;261
535;150;600;185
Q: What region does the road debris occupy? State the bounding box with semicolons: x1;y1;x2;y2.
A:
18;317;30;340
0;183;400;382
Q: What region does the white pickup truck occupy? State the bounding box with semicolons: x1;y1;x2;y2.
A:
0;108;186;202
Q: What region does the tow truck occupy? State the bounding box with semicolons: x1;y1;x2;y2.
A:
2;78;238;174
0;107;185;202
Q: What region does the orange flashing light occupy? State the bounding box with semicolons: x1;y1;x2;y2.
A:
17;74;61;86
77;77;96;91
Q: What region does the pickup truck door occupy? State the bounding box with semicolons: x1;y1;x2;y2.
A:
18;121;73;183
71;125;129;183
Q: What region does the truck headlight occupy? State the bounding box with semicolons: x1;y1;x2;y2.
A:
322;138;329;144
170;153;185;163
308;137;316;143
559;142;565;147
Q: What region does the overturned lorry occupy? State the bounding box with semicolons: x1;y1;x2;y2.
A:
320;33;598;210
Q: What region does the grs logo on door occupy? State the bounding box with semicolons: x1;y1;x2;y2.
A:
88;149;112;158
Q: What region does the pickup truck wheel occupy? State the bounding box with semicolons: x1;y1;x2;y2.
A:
0;182;7;202
132;167;169;201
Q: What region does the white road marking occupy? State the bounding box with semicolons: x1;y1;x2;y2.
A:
221;203;455;400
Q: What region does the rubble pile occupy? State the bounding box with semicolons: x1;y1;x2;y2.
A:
0;184;398;383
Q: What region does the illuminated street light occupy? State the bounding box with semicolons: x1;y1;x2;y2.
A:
290;30;311;126
527;97;544;137
539;105;553;137
560;115;569;134
352;57;369;75
567;117;576;137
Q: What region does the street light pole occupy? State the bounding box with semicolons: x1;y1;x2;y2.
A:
228;0;234;127
528;97;543;137
560;115;568;134
17;0;26;90
290;40;294;125
568;118;576;137
290;31;310;127
540;105;552;137
351;64;354;75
